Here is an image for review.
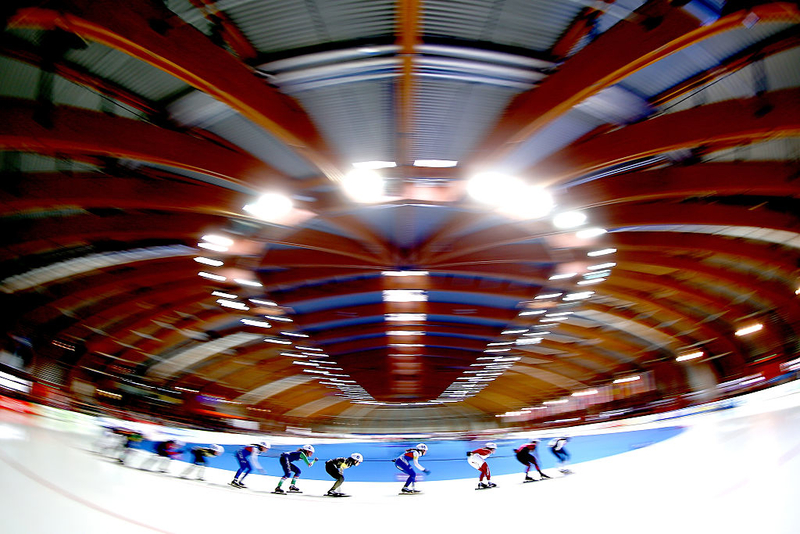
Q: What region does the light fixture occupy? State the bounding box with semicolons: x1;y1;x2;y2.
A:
280;331;309;338
264;337;292;345
197;242;228;252
535;292;563;300
201;234;234;247
264;315;293;322
613;376;640;384
198;271;226;281
735;323;763;336
216;299;249;310
342;168;385;202
519;310;546;316
676;351;704;362
241;319;271;328
543;399;568;405
413;159;458;167
387;331;425;336
588;248;617;257
572;389;598;397
501;329;528;335
553;211;587;229
588;262;616;270
243;192;294;220
549;272;577;280
249;298;277;306
563;291;594;301
576;227;607;238
212;291;237;299
382;270;429;277
467;172;522;205
578;278;605;285
234;278;263;287
383;289;427;302
498;185;555;219
385;313;427;322
194;257;224;267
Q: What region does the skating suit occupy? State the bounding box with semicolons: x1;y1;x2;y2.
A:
467;447;494;481
549;438;570;463
514;443;543;472
395;449;425;485
279;450;313;478
234;445;263;480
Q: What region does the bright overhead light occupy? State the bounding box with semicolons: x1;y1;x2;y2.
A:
202;234;234;247
583;270;611;279
234;278;263;287
194;257;224;267
264;338;292;345
613;376;640;384
535;292;563;300
197;242;228;252
676;351;704;362
588;248;617;257
588;262;616;270
264;315;292;322
387;331;425;336
519;309;546;316
385;313;427;322
553;211;587;229
500;185;554;220
572;389;598;397
295;345;322;351
352;161;396;169
563;291;594;301
249;299;277;306
543;399;568;405
487;341;514;346
280;331;309;338
389;343;424;348
198;271;226;281
413;159;458;167
515;337;542;345
549;272;577;280
467;172;522;205
501;329;528;335
735;323;763;336
484;348;511;353
212;291;237;299
383;289;427;302
578;278;605;285
382;270;429;277
216;299;249;310
343;168;385;202
241;319;271;328
243;192;293;220
576;227;607;238
540;317;568;323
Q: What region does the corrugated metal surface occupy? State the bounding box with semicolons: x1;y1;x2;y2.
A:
220;0;396;54
204;113;319;179
622;21;797;99
14;153;100;174
63;42;190;102
423;0;584;52
501;109;606;173
164;0;213;35
0;57;38;99
704;138;800;163
292;78;397;164
412;78;520;162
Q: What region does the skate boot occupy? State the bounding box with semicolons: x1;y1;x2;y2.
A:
477;482;488;489
539;472;551;479
524;475;535;482
288;485;301;493
487;481;497;488
274;486;285;494
401;486;414;493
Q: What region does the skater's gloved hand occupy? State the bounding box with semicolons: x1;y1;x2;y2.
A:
423;469;431;474
466;452;472;457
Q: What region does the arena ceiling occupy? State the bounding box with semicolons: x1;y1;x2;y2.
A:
1;0;799;433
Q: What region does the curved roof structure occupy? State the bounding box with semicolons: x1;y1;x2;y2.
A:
1;0;799;433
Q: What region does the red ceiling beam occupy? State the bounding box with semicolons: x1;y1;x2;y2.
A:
10;0;343;181
474;1;800;165
186;0;258;62
531;88;800;184
396;0;421;169
0;99;285;190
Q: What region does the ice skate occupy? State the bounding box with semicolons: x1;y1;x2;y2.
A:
400;486;415;494
539;472;551;479
487;481;497;487
229;480;244;488
288;485;302;493
477;482;489;489
524;475;535;482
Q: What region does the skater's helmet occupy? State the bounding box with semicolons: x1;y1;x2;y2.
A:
301;444;315;456
485;442;497;450
256;441;270;451
211;444;224;455
415;443;428;455
350;453;363;465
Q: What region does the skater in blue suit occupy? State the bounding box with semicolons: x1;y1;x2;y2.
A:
230;442;269;488
274;444;316;493
394;443;429;494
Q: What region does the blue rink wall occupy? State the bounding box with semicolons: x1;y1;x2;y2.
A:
133;426;684;482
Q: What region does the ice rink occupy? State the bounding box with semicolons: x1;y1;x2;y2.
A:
2;385;800;534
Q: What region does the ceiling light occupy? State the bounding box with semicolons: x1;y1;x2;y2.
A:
735;323;763;336
563;291;594;301
578;278;605;285
343;168;385;202
535;292;563;300
280;331;309;338
572;389;598;397
588;262;616;270
676;351;704;362
613;376;640;384
264;337;292;345
385;313;427;322
588;248;617;257
352;161;396;169
387;331;425;336
553;211;587;229
498;185;555;220
212;291;237;299
540;317;568;323
519;310;546;316
502;329;528;335
199;271;226;281
576;227;607;238
549;272;577;280
413;159;458;167
583;270;611;279
383;289;427;302
241;319;271;328
389;343;424;347
194;257;224;267
234;279;262;287
543;399;568;405
382;270;429;277
264;315;292;322
295;346;322;351
216;299;249;310
487;341;514;346
201;234;234;247
250;299;277;306
243;192;293;220
484;348;511;353
515;337;542;345
467;172;522;205
197;242;228;252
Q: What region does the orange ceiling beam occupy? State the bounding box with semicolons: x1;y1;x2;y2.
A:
396;0;421;168
475;1;800;165
531;88;800;184
0;99;284;191
10;0;343;181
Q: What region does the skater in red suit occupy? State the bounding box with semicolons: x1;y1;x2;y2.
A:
514;440;550;481
467;442;497;489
